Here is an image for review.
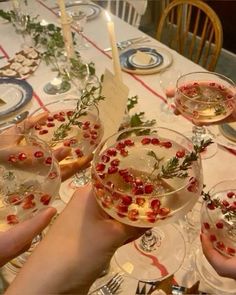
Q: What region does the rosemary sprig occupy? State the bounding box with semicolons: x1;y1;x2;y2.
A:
148;139;213;179
202;189;236;221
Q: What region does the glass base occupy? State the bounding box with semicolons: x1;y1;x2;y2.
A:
43;81;71;95
195;249;236;295
114;224;186;281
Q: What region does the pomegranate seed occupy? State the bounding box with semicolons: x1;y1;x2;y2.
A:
7;214;19;224
210;234;217;242
227;95;233;99
94;124;100;129
136;197;145;206
144;184;154;194
222;200;230;207
159;207;170;216
90;140;95;145
84;121;90;126
151;138;160;145
75;149;83;157
116;142;126;150
141;138;151;145
151;199;161;210
101;155;110;163
47;116;54;121
45;157;52;165
59;111;65;116
25;194;35;201
8;155;17;162
40;194;51;205
106;181;115;189
134;178;143;187
133;187;144;195
98;173;105;180
119;169;129;176
123;174;134;183
34;124;42;130
216;221;224;229
127;209;139;221
120;149;128;157
101;196;113;208
209;82;215;87
110;159;120;166
117;204;128;214
39;129;48;135
82;125;89;130
108;166;118;174
146;211;157;223
91;134;98;140
22;200;36;209
47;122;55;127
90;130;97;135
176;150;185;158
53;113;60;119
18;152;27;161
63;140;71;147
107;148;117;157
216;241;225;250
8;195;22;205
124;139;134;146
34;151;44;158
67;111;74;117
203;222;210;230
162;141;172;148
121;195;132;206
57;116;65;122
227;247;236;256
83;133;90;138
49;171;58;179
227;191;235;198
207;202;216;210
96;163;106;172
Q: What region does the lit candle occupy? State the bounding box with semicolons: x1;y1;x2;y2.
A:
105;11;122;81
56;0;75;59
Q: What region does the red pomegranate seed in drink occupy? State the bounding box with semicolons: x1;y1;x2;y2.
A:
91;134;98;140
67;111;74;117
45;157;52;165
101;155;110;163
39;129;48;135
47;116;54;121
134;178;143;186
83;133;90;138
63;140;71;147
101;196;113;208
141;138;151;145
222;200;230;207
57;116;65;122
7;214;19;224
47;122;55;127
207;202;216;210
90;130;97;135
98;173;105;180
216;241;225;250
159;207;170;216
49;171;58;179
34;151;44;158
94;124;100;129
110;159;120;166
8;155;17;162
210;234;217;242
8;195;22;205
133;187;144;195
119;169;129;176
227;247;236;256
82;125;89;130
107;148;117;157
108;166;118;174
146;211;157;223
162;141;172;148
144;184;154;194
136;197;145;206
53;113;60;119
34;124;42;130
22;200;36;209
18;152;27;161
209;82;215;87
40;194;51;205
75;149;83;157
216;221;224;229
121;195;132;206
128;209;139;221
203;222;210;230
151;138;160;145
116;142;126;150
227;191;235;198
123;174;134;183
151;199;161;211
59;111;65;116
117;204;128;214
176;150;185;158
120;149;128;157
84;121;90;126
124;139;134;146
96;163;106;172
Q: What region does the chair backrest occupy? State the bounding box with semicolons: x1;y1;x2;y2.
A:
106;0;148;28
156;0;223;71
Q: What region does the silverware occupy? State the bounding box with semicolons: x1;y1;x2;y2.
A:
89;273;123;295
0;111;29;129
104;36;150;52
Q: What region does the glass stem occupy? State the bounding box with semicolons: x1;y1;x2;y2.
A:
139;230;160;252
192;125;206;146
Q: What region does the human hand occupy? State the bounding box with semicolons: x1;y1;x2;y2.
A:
201;232;236;279
6;185;147;294
0;207;56;268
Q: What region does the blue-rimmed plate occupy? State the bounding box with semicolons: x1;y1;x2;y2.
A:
0;77;33;118
120;45;173;75
57;2;101;20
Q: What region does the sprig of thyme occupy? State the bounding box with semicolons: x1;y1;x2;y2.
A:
202;189;236;221
148;139;213;179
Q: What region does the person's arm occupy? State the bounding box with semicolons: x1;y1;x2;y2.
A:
5;185;146;294
201;232;236;279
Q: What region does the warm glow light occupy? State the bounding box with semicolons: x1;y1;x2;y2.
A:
105;10;111;22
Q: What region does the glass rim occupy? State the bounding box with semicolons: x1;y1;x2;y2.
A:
92;126;202;198
176;71;236;105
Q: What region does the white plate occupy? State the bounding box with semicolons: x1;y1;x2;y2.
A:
57;2;101;20
207;125;236;151
120;45;173;75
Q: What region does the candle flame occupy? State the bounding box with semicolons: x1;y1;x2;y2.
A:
105;11;111;22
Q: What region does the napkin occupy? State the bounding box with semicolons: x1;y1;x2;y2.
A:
133;50;153;65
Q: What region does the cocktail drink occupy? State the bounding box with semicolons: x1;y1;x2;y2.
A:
175;72;235;158
30;99;103;202
92;127;203;281
196;179;236;293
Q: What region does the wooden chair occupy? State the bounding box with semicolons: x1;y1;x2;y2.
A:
106;0;148;28
156;0;223;71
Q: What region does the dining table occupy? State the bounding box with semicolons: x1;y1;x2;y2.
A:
0;1;235;294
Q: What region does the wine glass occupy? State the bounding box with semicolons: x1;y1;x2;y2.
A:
70;10;89;50
91;126;203;281
195;179;236;294
175;71;236;159
30;98;103;204
0;132;61;274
